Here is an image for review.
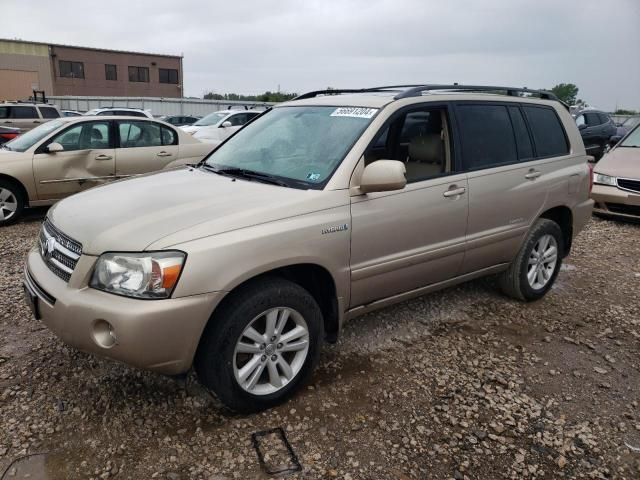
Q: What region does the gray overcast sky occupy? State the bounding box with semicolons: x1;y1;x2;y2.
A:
2;0;639;110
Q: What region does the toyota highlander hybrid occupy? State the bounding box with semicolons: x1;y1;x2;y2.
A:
24;85;594;412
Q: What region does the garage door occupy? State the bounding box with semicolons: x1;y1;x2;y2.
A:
0;69;39;101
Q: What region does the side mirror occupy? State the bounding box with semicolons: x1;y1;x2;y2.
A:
221;121;233;128
578;123;587;131
359;160;407;194
47;142;64;153
610;135;622;145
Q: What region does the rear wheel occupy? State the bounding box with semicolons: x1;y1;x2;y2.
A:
499;219;564;301
195;277;323;413
0;180;24;226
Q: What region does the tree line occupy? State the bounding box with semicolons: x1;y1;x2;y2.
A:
203;91;298;103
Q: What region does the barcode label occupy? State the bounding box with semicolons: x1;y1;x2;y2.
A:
330;107;378;119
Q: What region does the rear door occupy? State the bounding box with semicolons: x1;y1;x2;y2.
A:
114;120;180;177
6;106;41;132
33;120;116;200
455;103;569;274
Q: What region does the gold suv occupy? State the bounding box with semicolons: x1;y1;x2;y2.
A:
23;85;594;412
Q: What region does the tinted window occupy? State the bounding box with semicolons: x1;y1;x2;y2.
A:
118;121;162;148
105;64;117;81
51;121;111;151
227;113;248;126
59;61;84;79
508;106;533;160
161;126;178;145
598;113;610;124
39;107;60;119
456;104;517;169
11;106;38;119
0;107;8;119
159;68;179;84
584;112;601;126
522;106;569;158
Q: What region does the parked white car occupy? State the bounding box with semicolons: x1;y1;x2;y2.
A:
84;107;153;118
181;110;262;143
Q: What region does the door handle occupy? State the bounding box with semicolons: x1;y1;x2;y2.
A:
525;170;541;180
95;154;112;161
157;151;172;157
5;121;12;124
33;121;41;124
443;186;466;198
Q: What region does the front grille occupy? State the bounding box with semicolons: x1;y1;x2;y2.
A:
39;219;82;282
617;178;640;194
605;203;640;217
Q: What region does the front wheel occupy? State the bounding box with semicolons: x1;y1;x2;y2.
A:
499;219;564;301
195;277;323;413
0;180;24;226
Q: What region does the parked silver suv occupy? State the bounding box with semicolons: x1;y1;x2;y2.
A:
24;85;594;412
0;102;62;132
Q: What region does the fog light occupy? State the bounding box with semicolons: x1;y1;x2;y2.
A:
93;319;117;348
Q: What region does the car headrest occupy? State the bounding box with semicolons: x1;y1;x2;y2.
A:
90;129;103;140
408;134;442;164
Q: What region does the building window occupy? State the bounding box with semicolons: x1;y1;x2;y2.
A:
159;68;179;84
128;66;149;83
59;61;85;79
105;64;117;81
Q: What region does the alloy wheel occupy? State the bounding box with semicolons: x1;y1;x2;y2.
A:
0;188;18;222
233;307;310;396
527;234;558;290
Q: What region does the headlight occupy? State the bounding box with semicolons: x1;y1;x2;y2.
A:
593;172;616;187
90;251;186;299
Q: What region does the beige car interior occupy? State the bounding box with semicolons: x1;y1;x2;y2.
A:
365;108;451;183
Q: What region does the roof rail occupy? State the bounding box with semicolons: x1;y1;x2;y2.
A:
292;84;568;110
393;84;559;101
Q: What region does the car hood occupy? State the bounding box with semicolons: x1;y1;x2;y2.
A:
180;125;201;134
48;167;344;255
0;149;27;161
596;147;640;179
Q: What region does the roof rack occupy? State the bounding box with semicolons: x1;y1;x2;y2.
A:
293;84;566;108
392;84;559;101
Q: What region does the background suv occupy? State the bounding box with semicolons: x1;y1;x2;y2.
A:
0;102;62;132
24;84;593;412
574;109;616;160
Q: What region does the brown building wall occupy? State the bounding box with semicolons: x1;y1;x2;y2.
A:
49;45;182;98
0;40;54;100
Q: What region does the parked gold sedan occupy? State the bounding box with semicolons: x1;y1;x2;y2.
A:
592;123;640;221
0;116;214;225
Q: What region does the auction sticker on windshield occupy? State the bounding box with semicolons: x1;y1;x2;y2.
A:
330;107;378;119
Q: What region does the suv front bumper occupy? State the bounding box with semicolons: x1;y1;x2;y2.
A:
24;247;223;375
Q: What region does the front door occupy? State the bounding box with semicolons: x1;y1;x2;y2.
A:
114;120;180;177
349;105;468;307
33;120;116;200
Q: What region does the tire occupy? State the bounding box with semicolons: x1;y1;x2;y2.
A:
0;179;25;226
195;277;323;413
499;218;564;302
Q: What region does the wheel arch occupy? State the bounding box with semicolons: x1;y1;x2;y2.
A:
206;263;341;344
539;205;573;257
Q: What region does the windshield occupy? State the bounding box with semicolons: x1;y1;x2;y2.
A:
194;112;228;126
620;124;640;148
622;117;640;128
204;106;378;188
3;120;64;152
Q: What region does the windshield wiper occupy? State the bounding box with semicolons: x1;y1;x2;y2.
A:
201;164;290;187
219;167;291;187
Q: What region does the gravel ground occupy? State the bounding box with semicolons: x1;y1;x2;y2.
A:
1;212;639;479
